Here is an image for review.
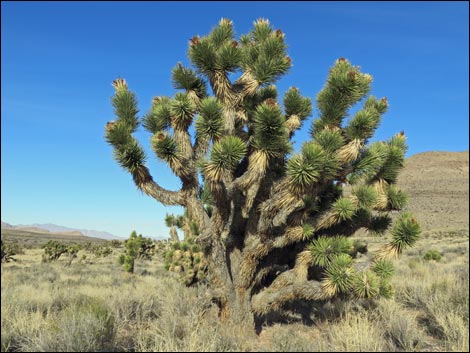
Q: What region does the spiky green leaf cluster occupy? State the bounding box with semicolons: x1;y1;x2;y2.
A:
119;231;155;273
113;139;147;173
165;213;177;228
105;120;133;146
372;259;394;280
170;92;196;129
142;97;172;133
350;133;407;185
349;142;389;184
312;127;345;153
286;154;320;192
111;89;139;132
286;142;339;193
332;197;356;222
302;223;315;240
353;271;380;298
151;133;178;162
389;212;421;253
172;63;207;98
367;215;392;235
352;185;377;209
210;136;247;171
386;185;408;210
252;101;290;157
239;19;290;84
314;59;372;133
188;19;240;74
106;82;151;178
344;96;384;140
243;86;278;116
283;87;312;120
323;253;355;295
196;97;224;140
307;236;352;267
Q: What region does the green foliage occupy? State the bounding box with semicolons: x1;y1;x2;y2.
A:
41;241;83;266
372;259;395;280
164;241;208;286
368;215;392;235
172;63;207;98
1;240;18;263
170;92;196;129
313;127;345;153
352;185;377;210
423;249;442;262
109;240;122;249
308;236;352;267
386;185;408;210
242;22;291;84
142;97;172;133
344;96;383;141
111;88;139;131
286;154;320;192
252;101;290;157
89;245;113;258
302;224;315;240
283;87;312;120
151;133;178;162
351;240;368;256
314;58;372;132
196;97;224;140
42;241;69;262
332;198;357;222
353;271;380;299
322;254;355;296
165;214;177;228
113;139;147;174
118;253;135;273
210;136;247;172
390;212;421;254
119;231;155;273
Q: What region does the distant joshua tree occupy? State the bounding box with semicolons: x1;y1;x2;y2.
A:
164;211;200;242
42;241;82;266
1;240;17;263
105;19;421;327
118;231;154;273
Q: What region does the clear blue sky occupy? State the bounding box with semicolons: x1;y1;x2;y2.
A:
1;1;468;238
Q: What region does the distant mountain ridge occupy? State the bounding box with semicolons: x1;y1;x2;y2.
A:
1;222;122;240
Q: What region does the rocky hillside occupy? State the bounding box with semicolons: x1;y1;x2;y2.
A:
397;151;469;232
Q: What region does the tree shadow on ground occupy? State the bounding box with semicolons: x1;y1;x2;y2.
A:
254;298;375;334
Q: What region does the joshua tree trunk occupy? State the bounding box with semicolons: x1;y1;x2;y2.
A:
105;18;421;328
169;226;179;242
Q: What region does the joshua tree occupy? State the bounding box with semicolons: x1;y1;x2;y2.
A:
165;212;200;242
64;243;82;267
164;213;181;242
42;241;69;262
105;19;421;326
42;241;82;265
1;240;17;263
164;239;208;286
118;230;155;273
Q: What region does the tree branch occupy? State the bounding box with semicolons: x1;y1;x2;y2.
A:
251;279;323;315
132;165;185;206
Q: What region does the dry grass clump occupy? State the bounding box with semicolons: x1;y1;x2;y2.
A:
393;252;469;352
